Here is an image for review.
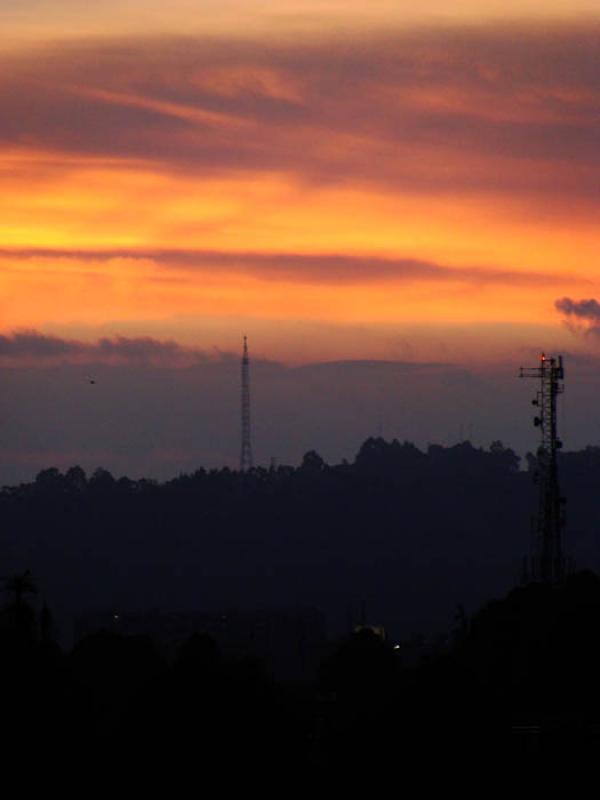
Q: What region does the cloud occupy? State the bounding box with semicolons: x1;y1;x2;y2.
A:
1;26;599;203
555;297;600;321
0;330;216;365
555;296;600;337
0;246;569;287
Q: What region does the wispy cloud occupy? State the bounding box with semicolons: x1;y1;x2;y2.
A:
1;27;599;203
0;247;571;287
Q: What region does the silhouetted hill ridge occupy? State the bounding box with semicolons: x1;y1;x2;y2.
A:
1;438;599;645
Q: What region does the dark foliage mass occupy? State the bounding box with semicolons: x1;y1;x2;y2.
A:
0;438;533;641
2;437;600;642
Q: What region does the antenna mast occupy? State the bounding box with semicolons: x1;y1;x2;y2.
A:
240;336;253;471
519;353;566;583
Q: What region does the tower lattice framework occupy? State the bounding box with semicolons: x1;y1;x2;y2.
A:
519;353;566;583
240;336;253;471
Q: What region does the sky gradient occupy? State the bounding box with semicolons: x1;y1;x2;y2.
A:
1;2;599;479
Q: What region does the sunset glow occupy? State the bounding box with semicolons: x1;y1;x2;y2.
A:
1;4;599;366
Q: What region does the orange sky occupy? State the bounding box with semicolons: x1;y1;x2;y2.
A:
2;2;599;40
1;7;599;365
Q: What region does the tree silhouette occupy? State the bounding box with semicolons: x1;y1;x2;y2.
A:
5;570;37;608
2;570;38;642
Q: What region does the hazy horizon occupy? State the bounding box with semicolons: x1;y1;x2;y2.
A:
2;2;598;481
0;340;597;486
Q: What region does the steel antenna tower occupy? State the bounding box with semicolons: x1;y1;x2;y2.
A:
240;336;253;471
519;353;566;583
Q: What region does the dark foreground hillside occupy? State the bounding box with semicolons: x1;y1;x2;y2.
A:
3;571;600;771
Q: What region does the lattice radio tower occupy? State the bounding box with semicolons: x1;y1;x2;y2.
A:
240;336;253;471
519;353;566;583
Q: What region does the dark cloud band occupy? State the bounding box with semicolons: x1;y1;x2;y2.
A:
0;331;211;364
0;246;567;287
